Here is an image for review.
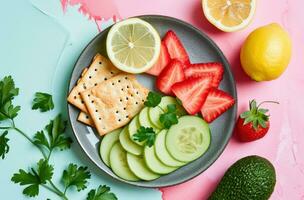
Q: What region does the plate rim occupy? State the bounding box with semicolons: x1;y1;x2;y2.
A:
67;14;238;188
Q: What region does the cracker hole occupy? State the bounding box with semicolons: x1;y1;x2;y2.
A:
94;83;97;86
78;92;81;95
125;77;128;80
99;61;102;65
86;116;89;119
126;97;129;100
142;99;145;102
91;100;94;103
116;111;119;114
103;127;106;130
81;101;84;104
120;99;122;102
74;96;77;99
135;102;138;104
136;91;139;95
127;86;129;88
126;115;129;118
112;83;115;86
89;76;92;79
95;110;98;112
131;94;133;97
94;68;97;71
121;88;124;91
118;119;121;122
118;80;121;83
110;71;114;74
99;117;101;120
123;107;126;110
87;94;90;97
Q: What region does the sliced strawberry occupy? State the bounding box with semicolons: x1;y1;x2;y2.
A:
184;62;224;88
171;76;212;114
146;42;171;76
163;30;190;65
201;88;235;123
156;59;185;95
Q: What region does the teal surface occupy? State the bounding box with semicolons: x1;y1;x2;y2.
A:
0;0;161;199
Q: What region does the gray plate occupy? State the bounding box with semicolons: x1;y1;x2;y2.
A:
67;15;237;187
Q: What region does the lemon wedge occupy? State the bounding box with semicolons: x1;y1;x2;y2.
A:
202;0;256;32
106;18;161;73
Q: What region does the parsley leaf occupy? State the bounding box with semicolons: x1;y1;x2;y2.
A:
87;185;117;200
11;159;54;197
37;159;54;183
0;76;20;121
133;126;156;147
0;131;9;159
33;114;72;152
62;163;91;191
144;91;162;107
32;92;54;112
159;104;178;129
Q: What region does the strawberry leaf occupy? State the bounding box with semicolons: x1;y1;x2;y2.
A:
240;100;271;131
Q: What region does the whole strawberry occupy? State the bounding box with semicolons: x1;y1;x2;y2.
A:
236;100;278;142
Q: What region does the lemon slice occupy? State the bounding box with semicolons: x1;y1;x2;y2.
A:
106;18;161;73
202;0;256;32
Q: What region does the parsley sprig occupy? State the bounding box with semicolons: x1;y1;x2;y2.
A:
32;92;54;112
87;185;117;200
133;126;156;147
144;91;162;107
160;104;179;129
0;130;9;159
0;76;117;200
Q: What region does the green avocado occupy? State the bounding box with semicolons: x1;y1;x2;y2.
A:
209;155;276;200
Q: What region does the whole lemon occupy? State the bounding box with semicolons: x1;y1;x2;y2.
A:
240;23;292;81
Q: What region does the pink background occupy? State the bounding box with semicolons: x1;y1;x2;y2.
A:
61;0;304;199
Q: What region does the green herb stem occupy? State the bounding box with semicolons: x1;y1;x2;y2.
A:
49;180;68;200
0;127;13;130
13;127;47;159
157;105;165;113
257;101;280;108
47;149;53;162
42;183;68;200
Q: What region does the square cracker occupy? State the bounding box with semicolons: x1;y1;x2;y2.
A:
77;112;95;127
81;73;149;135
67;54;120;112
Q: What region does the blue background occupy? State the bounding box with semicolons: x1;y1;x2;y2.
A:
0;0;161;199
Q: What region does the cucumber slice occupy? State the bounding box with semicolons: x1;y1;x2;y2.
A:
166;116;211;162
127;153;160;181
139;107;159;131
109;143;139;181
144;145;177;174
148;106;164;129
99;128;121;167
155;130;186;167
128;115;144;146
119;126;143;155
158;96;187;116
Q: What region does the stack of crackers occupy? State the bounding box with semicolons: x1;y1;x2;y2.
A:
68;54;149;135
